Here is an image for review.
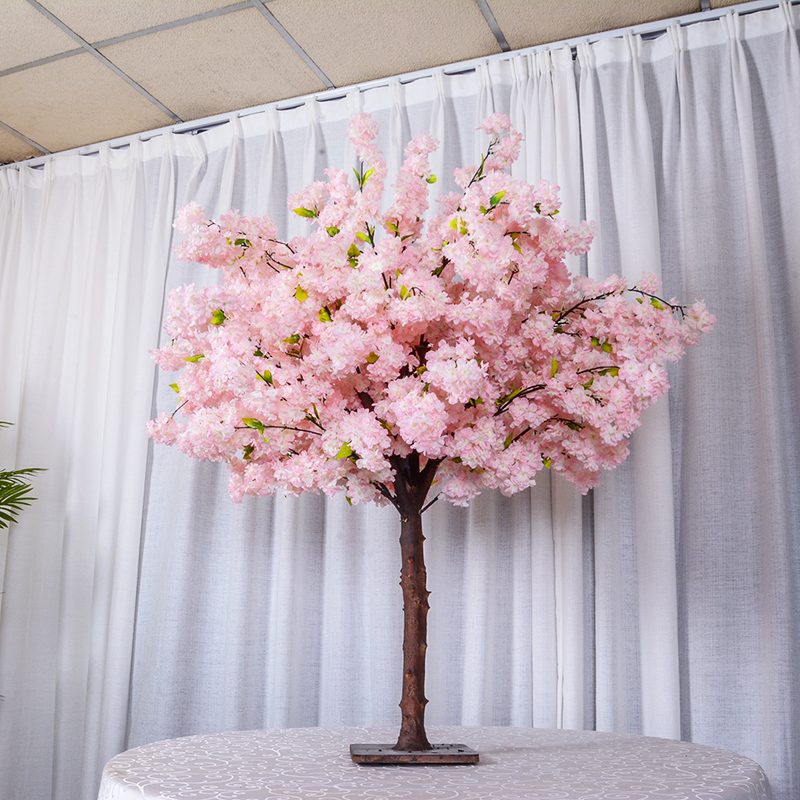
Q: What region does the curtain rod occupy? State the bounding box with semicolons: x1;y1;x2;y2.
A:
2;0;795;172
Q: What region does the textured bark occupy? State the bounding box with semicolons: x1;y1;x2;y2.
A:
390;454;439;752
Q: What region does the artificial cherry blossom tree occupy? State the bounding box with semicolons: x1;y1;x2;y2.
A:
149;114;713;757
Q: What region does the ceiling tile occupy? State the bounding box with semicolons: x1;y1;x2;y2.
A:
269;0;503;87
0;53;174;154
0;0;78;71
37;0;241;43
0;126;42;164
488;0;700;50
98;8;326;122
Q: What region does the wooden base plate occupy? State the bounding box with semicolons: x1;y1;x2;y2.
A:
350;743;479;765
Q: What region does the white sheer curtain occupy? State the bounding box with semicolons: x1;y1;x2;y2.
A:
0;5;798;800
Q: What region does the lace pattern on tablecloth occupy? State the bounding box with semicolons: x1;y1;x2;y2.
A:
98;726;772;800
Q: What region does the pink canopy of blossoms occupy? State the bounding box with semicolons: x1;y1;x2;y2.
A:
148;113;714;507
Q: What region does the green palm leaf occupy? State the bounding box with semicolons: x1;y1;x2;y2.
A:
0;422;44;530
0;468;44;530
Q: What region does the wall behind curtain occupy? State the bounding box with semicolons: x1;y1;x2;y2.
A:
0;5;798;800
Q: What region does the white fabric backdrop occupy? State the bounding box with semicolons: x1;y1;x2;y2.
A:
0;5;798;800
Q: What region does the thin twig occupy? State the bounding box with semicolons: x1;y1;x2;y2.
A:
420;494;440;514
374;482;401;513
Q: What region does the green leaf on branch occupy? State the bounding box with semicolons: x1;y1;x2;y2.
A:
243;444;254;461
426;174;437;184
348;243;360;258
366;352;379;364
386;221;399;234
284;334;301;344
496;387;524;407
169;383;180;393
582;377;594;389
503;432;515;449
651;297;664;310
335;442;353;460
566;421;583;431
254;346;265;357
489;190;506;207
449;218;459;230
293;207;317;218
241;418;265;432
233;237;251;247
543;456;552;469
598;367;620;377
356;231;371;243
551;359;559;378
295;286;308;302
257;370;273;384
184;354;204;363
601;341;613;353
318;306;332;322
636;297;644;304
591;336;600;347
326;226;340;237
210;309;226;325
353;167;374;190
399;285;410;300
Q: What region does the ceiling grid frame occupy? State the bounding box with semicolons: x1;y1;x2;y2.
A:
249;0;334;88
476;0;512;51
0;119;50;154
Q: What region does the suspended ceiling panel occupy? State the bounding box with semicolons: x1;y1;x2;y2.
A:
0;53;174;154
39;0;240;41
0;0;756;166
269;0;503;86
0;125;38;164
489;0;702;50
0;0;77;70
98;8;326;122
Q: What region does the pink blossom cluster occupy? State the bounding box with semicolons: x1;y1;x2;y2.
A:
149;113;714;507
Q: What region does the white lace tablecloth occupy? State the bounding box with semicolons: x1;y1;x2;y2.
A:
98;725;772;800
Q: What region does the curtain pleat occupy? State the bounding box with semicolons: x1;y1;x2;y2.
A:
0;6;798;800
0;143;175;798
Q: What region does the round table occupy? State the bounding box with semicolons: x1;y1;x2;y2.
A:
98;726;772;800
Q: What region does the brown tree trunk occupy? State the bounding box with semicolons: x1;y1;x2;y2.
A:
390;454;439;752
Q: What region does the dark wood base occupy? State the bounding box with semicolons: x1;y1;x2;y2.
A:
350;743;479;765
